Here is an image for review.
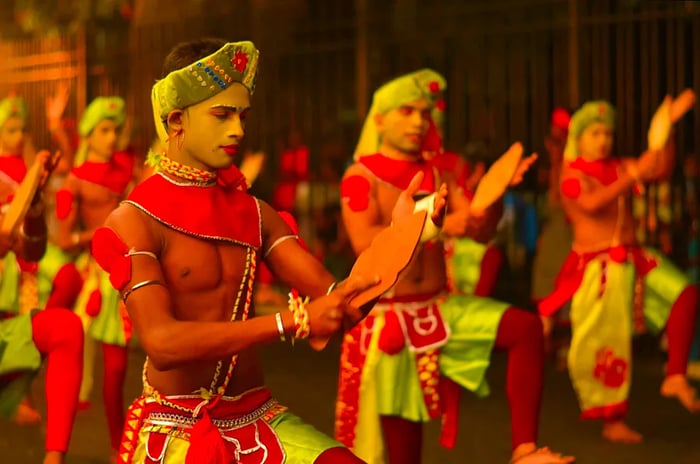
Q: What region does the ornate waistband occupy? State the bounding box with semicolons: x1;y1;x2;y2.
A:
144;397;286;431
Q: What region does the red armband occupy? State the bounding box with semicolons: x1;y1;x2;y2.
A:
91;227;131;291
561;178;581;199
55;189;74;220
341;175;370;212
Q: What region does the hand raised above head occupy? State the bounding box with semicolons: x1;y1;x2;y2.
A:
46;82;71;128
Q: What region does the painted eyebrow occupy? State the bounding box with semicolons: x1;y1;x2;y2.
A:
209;105;250;112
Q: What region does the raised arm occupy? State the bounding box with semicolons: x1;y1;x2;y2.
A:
46;83;74;174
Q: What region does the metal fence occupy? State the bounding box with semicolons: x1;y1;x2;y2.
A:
0;0;698;254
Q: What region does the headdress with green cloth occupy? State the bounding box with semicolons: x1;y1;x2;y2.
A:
73;96;126;166
147;40;260;167
564;100;615;160
354;68;446;160
0;97;29;129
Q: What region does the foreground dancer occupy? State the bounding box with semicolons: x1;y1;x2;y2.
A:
538;98;700;443
94;38;434;464
336;69;573;464
0;150;83;464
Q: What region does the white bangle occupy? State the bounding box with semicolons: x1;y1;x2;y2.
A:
326;281;337;295
275;312;286;342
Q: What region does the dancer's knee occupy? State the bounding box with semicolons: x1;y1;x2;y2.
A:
314;447;365;464
52;309;84;348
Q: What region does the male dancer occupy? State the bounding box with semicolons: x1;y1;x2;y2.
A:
538;99;699;442
337;69;572;464
0;150;83;464
55;96;134;455
93;38;437;463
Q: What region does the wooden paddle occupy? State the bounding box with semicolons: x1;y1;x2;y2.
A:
1;150;61;236
308;210;428;351
1;161;43;235
643;89;696;186
470;142;524;215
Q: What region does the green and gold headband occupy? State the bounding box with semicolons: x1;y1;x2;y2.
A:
151;40;260;144
78;96;126;137
0;97;28;129
354;68;446;159
564;100;615;160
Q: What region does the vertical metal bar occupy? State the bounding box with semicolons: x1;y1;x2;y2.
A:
355;0;368;122
568;0;579;108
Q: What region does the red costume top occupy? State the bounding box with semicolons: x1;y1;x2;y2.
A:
341;153;437;213
123;170;261;249
0;155;27;184
71;151;135;195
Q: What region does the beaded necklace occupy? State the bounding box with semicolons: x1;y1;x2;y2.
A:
142;247;257;416
158;155;217;186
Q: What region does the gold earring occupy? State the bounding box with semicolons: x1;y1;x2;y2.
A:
176;130;184;150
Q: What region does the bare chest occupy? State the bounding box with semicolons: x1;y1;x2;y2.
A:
160;230;253;297
77;180;121;209
373;182;402;225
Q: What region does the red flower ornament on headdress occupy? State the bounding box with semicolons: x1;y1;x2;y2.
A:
232;51;249;72
435;99;446;112
428;81;440;94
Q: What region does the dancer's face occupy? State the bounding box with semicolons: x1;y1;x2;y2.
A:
376;98;431;157
176;82;250;171
87;119;119;161
577;122;613;161
0;116;25;155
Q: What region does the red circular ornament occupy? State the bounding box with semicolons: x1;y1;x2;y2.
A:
609;245;627;263
428;81;440;93
435;99;446;112
561;178;581;199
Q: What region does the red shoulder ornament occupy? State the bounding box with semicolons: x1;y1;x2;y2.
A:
341;175;371;212
91;227;132;291
55;189;74;220
561;178;581;199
